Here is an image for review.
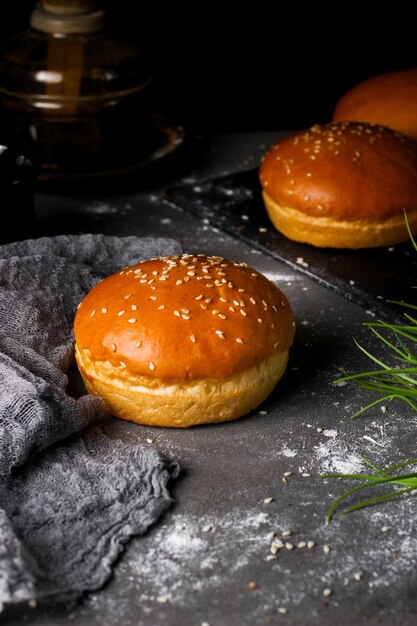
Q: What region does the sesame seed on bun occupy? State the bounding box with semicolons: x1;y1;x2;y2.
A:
74;254;295;427
259;121;417;248
332;68;417;141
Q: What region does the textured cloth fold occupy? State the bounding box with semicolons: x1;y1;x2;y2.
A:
0;234;182;609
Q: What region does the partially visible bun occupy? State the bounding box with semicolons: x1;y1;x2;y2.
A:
333;68;417;141
74;254;295;427
259;121;417;249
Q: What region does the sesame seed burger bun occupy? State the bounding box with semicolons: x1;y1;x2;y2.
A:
332;68;417;141
259;121;417;248
74;254;295;428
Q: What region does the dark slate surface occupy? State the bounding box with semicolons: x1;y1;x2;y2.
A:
2;132;417;626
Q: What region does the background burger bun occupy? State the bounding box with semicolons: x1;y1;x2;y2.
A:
332;68;417;141
74;254;295;428
259;121;417;248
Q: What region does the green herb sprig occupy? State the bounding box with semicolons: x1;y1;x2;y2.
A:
334;309;417;418
323;214;417;521
321;454;417;523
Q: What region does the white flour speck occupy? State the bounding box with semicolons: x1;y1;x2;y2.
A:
280;445;298;458
81;201;118;214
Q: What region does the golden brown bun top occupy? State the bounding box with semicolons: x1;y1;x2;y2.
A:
333;68;417;141
259;121;417;222
74;254;295;381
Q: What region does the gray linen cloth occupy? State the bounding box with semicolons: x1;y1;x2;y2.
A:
0;234;182;610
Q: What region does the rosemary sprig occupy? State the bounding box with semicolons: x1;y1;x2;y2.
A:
324;214;417;520
334;313;417;418
321;455;417;523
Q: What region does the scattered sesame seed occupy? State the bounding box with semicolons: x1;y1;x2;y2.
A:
101;307;107;314
157;305;165;310
131;304;138;310
323;544;331;554
149;362;155;371
353;573;363;581
136;341;142;348
240;310;247;316
277;608;288;614
195;294;203;300
302;472;312;478
156;596;169;604
90;309;96;317
258;318;262;323
297;541;307;549
247;582;257;590
381;405;387;413
111;343;116;352
259;410;267;415
307;541;315;549
285;542;294;550
381;526;390;532
215;330;225;340
282;530;292;538
202;524;214;532
317;427;323;433
219;297;228;303
117;310;125;316
265;554;277;561
128;318;137;323
323;588;332;598
190;335;196;343
173;310;181;317
150;296;158;301
266;531;276;540
264;497;274;504
218;313;226;319
283;471;293;477
147;438;153;444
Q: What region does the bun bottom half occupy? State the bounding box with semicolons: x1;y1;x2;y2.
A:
75;346;289;428
263;191;417;249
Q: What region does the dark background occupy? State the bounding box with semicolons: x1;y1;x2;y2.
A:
0;2;416;134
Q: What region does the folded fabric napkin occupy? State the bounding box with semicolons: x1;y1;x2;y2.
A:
0;234;182;610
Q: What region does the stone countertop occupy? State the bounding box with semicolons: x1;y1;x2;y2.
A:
4;132;417;626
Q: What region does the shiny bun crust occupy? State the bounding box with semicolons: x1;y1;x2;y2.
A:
74;254;295;427
333;68;417;141
259;121;417;248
